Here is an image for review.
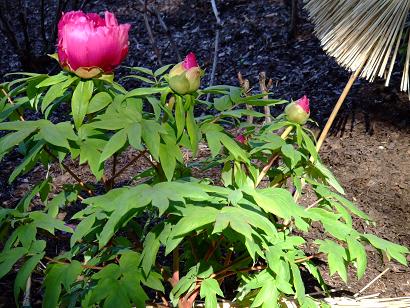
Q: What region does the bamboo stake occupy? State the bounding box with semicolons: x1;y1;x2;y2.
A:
315;64;364;152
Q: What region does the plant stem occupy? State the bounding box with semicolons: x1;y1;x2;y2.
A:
108;150;146;183
1;88;25;121
255;125;293;187
171;248;179;287
44;256;103;270
204;236;224;262
45;148;94;196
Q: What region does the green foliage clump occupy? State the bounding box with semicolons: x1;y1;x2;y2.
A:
0;65;408;308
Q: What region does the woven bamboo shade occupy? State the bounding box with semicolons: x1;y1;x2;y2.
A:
304;0;410;97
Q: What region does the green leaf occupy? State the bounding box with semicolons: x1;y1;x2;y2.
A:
41;76;75;114
314;161;345;195
219;133;249;163
154;64;173;77
362;234;409;266
281;144;302;169
99;129;127;163
0;120;44;131
43;261;83;308
72;80;93;128
252;188;300;221
87;92;112;114
251;278;278;307
205;131;222;157
0;127;37;157
175;96;186;138
141;232;161;276
0;247;27;279
125;87;164;98
30;211;73;234
8;141;44;184
315;239;348;282
159;142;177;181
123;74;155;84
16;178;51;212
214;95;232;111
347;236;367;279
200;278;224;307
290;263;305;302
128;66;153;76
39;122;70;149
79;138;104;180
14;253;44;304
36;73;68;88
170;206;219;238
70;214;96;247
141;119;164;160
127;123;143;150
186;106;199;155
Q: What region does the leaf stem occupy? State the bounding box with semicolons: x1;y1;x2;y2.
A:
44;147;94;196
1;88;25;121
44;256;103;270
255;125;293;187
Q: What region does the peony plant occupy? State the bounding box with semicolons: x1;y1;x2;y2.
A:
0;10;408;308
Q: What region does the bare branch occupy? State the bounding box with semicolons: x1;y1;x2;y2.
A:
258;71;272;123
140;0;163;65
206;0;223;102
151;4;181;61
238;71;253;123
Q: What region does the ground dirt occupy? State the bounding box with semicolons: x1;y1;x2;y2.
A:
0;0;409;306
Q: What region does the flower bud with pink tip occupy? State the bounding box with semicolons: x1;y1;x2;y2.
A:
285;95;310;124
169;52;203;95
57;11;130;78
235;134;247;144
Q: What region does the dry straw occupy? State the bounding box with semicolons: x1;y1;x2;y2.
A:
304;0;410;97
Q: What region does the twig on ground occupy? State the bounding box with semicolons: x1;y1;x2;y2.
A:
22;275;31;307
206;0;223;102
258;71;273;124
354;267;390;297
140;0;163;65
237;71;253;123
151;4;181;61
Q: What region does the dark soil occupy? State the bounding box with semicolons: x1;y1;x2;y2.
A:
1;0;409;306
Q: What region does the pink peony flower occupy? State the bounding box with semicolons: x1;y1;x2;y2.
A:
169;52;202;95
285;95;311;124
57;11;130;78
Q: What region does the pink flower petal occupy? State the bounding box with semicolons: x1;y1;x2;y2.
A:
297;95;310;114
57;10;130;73
182;52;199;70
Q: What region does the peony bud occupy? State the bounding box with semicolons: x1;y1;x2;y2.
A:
285;95;310;124
235;134;247;144
57;11;130;78
169;52;202;95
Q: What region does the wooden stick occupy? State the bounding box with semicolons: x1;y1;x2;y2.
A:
315;65;363;152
